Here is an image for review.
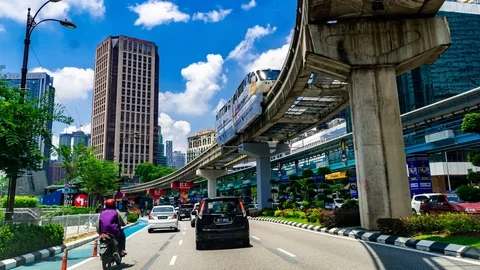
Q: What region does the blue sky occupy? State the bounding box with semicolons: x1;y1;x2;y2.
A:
0;0;296;153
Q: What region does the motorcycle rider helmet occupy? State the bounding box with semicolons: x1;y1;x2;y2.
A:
105;199;116;208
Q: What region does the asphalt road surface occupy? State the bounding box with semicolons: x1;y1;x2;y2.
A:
72;219;480;270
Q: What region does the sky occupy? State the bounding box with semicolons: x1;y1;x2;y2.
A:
0;0;296;154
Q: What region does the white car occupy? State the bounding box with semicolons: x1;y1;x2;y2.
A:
325;198;345;210
148;205;179;233
411;193;442;215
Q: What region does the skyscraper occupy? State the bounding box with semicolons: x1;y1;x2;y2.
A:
91;35;159;177
172;151;185;169
2;72;55;171
396;1;480;113
186;130;216;163
166;141;173;167
157;126;167;166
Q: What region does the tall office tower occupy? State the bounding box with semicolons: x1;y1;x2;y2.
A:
172;151;185;169
396;1;480;113
91;35;159;177
2;72;55;194
166;141;173;167
157;126;167;166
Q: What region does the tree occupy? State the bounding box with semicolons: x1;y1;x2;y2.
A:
134;162;176;183
0;81;73;220
57;143;118;205
462;113;480;167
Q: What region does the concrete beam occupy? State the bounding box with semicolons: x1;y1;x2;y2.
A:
196;169;228;198
302;86;349;98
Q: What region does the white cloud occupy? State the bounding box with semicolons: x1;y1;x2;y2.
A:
0;0;105;23
211;98;227;116
245;29;293;72
241;0;257;10
128;0;190;29
159;54;226;116
227;24;277;62
0;25;5;32
31;67;94;102
61;123;91;134
193;8;232;23
158;113;191;153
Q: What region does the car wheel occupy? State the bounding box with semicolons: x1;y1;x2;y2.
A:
242;238;250;247
412;208;417;215
191;221;195;228
148;229;153;233
179;217;182;221
196;241;204;250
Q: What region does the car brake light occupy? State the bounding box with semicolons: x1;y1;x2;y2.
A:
198;201;205;219
239;200;247;217
148;215;154;220
172;214;177;219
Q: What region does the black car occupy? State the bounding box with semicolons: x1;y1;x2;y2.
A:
192;197;249;250
178;203;194;220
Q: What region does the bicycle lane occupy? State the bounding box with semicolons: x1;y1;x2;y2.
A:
15;219;148;270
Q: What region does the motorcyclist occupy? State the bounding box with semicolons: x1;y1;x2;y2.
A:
97;199;127;256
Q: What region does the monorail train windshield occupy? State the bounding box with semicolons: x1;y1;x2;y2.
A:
257;69;280;81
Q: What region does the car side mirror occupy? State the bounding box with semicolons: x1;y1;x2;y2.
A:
191;210;197;215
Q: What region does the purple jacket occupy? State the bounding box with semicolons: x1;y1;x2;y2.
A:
98;209;122;236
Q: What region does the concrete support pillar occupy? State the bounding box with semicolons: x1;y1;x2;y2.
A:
196;169;227;198
307;17;451;229
238;142;289;210
349;66;411;229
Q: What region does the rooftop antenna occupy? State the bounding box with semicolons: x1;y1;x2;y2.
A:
75;106;83;130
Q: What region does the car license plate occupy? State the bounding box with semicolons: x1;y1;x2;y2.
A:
215;218;231;223
181;214;185;216
158;216;167;219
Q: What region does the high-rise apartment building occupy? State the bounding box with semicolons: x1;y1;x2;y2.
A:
166;141;173;167
91;35;159;177
157;126;167;166
187;130;216;163
172;151;185;169
58;130;90;162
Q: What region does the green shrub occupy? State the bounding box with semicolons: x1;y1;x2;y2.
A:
377;213;480;237
274;210;283;217
456;185;480;202
313;200;325;208
0;196;38;208
307;211;318;223
261;208;275;217
0;223;64;260
301;200;310;209
127;213;139;223
282;199;295;209
341;199;359;210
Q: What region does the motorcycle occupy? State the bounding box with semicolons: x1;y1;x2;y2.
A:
98;233;124;270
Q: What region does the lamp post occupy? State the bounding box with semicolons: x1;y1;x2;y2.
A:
5;0;76;221
118;133;141;180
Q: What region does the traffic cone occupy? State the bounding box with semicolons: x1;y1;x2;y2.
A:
61;248;68;270
92;240;98;257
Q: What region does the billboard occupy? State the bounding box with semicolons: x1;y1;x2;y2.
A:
407;155;433;197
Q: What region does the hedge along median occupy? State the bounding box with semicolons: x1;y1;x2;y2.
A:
0;223;64;260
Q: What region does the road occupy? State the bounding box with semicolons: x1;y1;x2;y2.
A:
73;219;480;270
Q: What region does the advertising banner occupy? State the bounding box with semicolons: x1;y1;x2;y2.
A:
407;155;433;197
171;181;195;203
349;176;358;199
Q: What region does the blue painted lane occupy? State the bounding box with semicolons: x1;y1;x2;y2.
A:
15;219;147;270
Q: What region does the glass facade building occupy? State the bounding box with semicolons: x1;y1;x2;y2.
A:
396;2;480;113
1;72;55;171
157;126;167;166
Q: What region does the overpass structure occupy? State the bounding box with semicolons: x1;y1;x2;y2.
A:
124;0;451;229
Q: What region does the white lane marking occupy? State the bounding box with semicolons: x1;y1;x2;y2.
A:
183;232;186;235
169;255;177;266
179;240;183;245
251;236;260;241
69;225;147;270
258;222;480;266
277;248;297;258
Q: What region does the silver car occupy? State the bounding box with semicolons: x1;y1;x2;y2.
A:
148;205;179;233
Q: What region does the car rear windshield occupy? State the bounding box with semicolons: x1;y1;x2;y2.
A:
202;199;242;215
180;204;193;208
152;207;173;213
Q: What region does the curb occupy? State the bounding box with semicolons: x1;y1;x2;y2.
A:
248;217;480;261
0;221;139;270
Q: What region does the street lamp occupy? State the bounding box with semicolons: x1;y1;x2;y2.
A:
118;133;141;180
5;0;76;221
20;0;77;94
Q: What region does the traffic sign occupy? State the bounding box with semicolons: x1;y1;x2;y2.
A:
74;194;88;207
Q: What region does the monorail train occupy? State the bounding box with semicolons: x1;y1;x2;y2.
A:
215;69;281;146
290;122;347;150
